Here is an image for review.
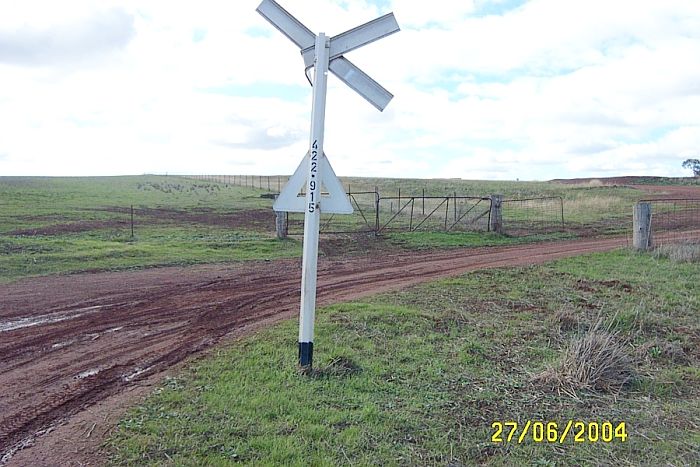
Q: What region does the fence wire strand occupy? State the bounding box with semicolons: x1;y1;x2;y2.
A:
642;198;700;246
186;176;568;237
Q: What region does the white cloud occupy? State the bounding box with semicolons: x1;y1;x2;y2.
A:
0;1;135;67
0;0;699;179
390;0;475;28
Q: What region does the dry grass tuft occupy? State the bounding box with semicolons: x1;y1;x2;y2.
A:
566;195;619;209
533;319;636;396
653;242;700;263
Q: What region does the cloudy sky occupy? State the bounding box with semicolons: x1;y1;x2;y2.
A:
1;0;699;180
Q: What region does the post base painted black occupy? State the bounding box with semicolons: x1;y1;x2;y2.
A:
299;341;313;369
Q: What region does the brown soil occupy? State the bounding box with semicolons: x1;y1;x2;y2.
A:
551;175;697;186
628;184;700;199
100;206;275;231
1;233;699;466
551;177;700;199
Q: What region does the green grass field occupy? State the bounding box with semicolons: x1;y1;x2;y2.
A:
1;175;693;283
0;176;300;282
0;176;271;230
107;248;699;466
2;176;698;464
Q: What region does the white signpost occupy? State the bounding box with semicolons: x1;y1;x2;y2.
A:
256;0;399;371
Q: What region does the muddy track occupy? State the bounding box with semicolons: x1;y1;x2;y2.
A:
1;233;698;464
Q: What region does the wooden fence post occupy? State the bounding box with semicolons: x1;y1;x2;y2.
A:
633;202;652;250
275;210;288;239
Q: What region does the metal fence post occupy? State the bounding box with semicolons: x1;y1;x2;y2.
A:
559;196;565;228
454;191;457;222
444;197;450;230
375;187;380;234
489;194;503;234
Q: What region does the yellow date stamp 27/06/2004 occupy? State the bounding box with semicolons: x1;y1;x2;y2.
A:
491;421;628;444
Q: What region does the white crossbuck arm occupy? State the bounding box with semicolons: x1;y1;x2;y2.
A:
256;0;399;111
256;0;314;49
300;13;399;67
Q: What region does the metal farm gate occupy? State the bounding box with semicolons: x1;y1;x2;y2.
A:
286;193;566;236
377;195;492;233
501;196;565;236
643;198;700;245
286;191;379;235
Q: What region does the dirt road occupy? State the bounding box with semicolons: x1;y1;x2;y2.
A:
0;234;692;465
629;184;700;199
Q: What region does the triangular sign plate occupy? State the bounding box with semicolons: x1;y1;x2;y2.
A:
273;152;353;214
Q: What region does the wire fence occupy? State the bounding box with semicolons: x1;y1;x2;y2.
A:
502;197;565;236
188;174;289;192
185;175;570;237
643;198;700;246
6;175;698;246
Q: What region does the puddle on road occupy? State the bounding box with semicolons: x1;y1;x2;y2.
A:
75;368;101;379
50;326;125;351
0;305;103;332
51;338;77;350
123;365;152;382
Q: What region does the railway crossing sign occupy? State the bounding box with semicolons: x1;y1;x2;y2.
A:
256;0;399;371
273;150;353;214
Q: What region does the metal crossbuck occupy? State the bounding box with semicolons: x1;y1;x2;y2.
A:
256;0;399;370
257;0;398;111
